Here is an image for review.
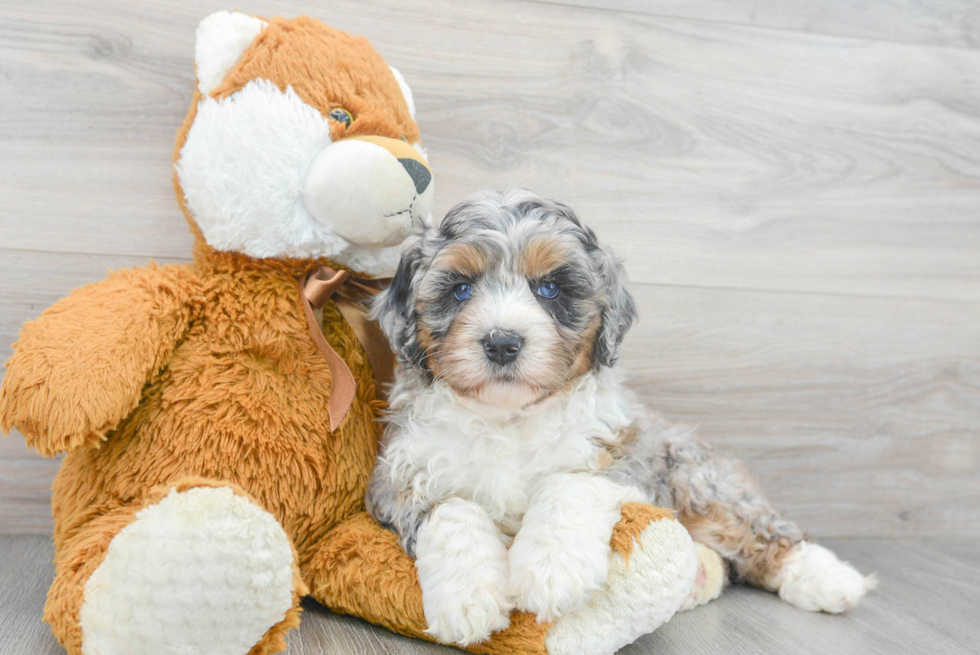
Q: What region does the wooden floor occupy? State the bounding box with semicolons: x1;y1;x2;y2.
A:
2;535;977;655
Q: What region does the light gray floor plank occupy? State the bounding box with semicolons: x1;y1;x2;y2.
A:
626;538;980;655
0;537;63;655
1;535;976;655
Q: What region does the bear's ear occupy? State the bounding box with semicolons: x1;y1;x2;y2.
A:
388;66;416;120
195;11;267;95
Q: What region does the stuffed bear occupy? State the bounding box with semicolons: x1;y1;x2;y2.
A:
0;12;698;655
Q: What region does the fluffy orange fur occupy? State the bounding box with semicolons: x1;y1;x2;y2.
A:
212;16;419;143
0;14;683;654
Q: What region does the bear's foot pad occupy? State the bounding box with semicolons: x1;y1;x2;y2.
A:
544;515;697;655
79;486;295;655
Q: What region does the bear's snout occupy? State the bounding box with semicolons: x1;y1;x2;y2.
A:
302;135;434;248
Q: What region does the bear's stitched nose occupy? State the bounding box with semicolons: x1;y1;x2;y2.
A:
483;333;523;366
398;158;431;194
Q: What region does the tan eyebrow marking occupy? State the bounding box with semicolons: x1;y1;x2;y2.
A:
432;242;494;279
519;236;573;280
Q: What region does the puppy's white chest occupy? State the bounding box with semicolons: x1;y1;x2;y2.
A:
382;370;638;535
418;415;603;529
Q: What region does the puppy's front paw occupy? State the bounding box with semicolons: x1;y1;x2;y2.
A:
508;531;610;622
774;542;877;613
421;571;512;646
415;498;513;645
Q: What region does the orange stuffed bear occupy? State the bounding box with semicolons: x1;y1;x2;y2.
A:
0;12;696;655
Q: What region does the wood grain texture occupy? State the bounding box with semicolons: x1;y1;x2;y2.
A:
531;0;980;49
624;537;980;655
1;0;978;538
624;284;980;538
2;250;978;537
0;537;63;654
1;535;977;655
0;460;59;534
2;0;979;299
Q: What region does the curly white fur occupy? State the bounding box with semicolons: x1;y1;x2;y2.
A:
415;498;512;645
508;474;643;622
376;367;639;538
772;542;877;613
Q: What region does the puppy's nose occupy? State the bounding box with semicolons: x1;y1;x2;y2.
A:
483;333;523;366
399;158;431;194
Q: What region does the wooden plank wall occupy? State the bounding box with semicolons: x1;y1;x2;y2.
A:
1;0;978;537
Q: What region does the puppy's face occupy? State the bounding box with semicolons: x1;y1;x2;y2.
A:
374;190;637;409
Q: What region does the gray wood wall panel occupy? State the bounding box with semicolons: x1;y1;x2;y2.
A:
5;1;980;300
531;0;980;49
1;0;978;537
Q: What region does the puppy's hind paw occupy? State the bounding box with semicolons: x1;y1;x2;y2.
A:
774;542;876;613
680;542;728;611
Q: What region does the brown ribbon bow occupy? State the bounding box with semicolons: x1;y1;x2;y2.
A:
300;266;394;432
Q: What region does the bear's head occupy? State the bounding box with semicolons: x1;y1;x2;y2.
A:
174;12;433;277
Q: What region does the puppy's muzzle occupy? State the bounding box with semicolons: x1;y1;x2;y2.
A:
483;332;523;366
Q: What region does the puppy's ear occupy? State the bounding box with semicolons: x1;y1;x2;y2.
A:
551;200;638;369
592;240;638;369
372;238;428;370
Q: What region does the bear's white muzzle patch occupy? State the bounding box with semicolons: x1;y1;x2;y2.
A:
303;136;433;247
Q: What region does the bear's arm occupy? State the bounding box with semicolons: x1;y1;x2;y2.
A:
0;264;203;456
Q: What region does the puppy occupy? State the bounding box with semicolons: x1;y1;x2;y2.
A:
367;189;874;646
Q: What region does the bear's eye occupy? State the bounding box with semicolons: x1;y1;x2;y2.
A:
328;108;352;127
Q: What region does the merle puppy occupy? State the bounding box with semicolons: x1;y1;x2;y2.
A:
367;189;873;646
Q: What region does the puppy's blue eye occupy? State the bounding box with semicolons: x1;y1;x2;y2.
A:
453;283;472;301
536;281;560;299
